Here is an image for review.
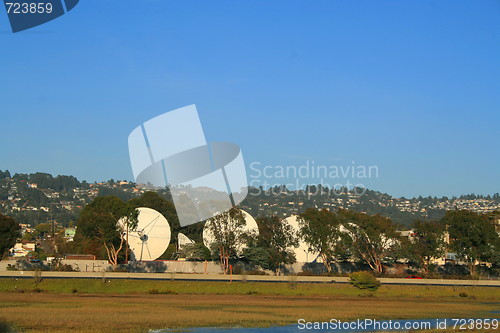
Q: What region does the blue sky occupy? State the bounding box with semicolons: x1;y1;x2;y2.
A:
1;0;498;198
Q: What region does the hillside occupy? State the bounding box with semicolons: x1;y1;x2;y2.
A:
1;170;499;228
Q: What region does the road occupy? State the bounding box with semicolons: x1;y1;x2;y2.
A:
1;271;499;286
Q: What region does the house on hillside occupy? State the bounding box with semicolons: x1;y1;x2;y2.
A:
10;242;36;258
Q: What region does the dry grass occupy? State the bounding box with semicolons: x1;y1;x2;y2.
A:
0;280;498;332
0;293;497;333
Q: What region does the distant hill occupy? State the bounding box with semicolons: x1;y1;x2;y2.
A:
1;170;499;228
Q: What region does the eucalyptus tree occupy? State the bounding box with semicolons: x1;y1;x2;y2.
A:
298;208;344;273
404;219;446;276
74;196;138;269
338;209;398;274
441;210;499;275
205;207;248;274
244;215;298;274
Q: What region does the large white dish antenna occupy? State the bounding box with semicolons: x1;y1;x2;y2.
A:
119;207;171;261
203;209;258;254
178;232;195;250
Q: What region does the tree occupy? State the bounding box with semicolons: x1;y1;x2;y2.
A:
242;245;271;271
441;210;499;275
128;191;180;233
0;213;21;260
298;208;344;273
34;223;53;238
74;196;138;269
0;170;11;179
97;186;135;201
204;207;248;274
404;220;445;276
18;187;50;207
180;243;211;261
485;212;500;269
21;232;36;242
244;215;298;274
53;230;76;259
339;209;398;274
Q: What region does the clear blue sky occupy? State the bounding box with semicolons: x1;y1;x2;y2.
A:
1;0;499;198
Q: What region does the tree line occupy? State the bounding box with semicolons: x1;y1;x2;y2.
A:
2;191;499;278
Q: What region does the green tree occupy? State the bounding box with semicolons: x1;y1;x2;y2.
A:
128;191;180;234
74;196;138;269
242;245;270;270
34;223;53;238
404;220;445;276
0;214;21;259
441;210;499;275
180;243;211;261
205;207;248;274
18;187;50;207
22;232;36;242
53;230;76;259
0;169;11;179
298;208;344;273
486;212;500;268
244;215;298;274
339;209;398;274
97;186;135;201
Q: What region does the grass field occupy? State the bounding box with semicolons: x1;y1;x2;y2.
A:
0;278;498;333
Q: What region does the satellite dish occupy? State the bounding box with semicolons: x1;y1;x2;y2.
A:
203;209;258;254
119;207;171;261
178;232;195;250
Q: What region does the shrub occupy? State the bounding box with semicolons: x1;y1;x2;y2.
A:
180;243;211;261
6;264;17;271
148;289;177;295
0;320;14;333
55;264;75;272
245;269;268;276
349;271;381;291
160;289;177;295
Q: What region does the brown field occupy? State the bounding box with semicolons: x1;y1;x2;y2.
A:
0;280;498;333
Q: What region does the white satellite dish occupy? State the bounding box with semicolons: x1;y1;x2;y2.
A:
178;232;195;250
284;215;319;263
203;209;258;255
119;207;171;261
